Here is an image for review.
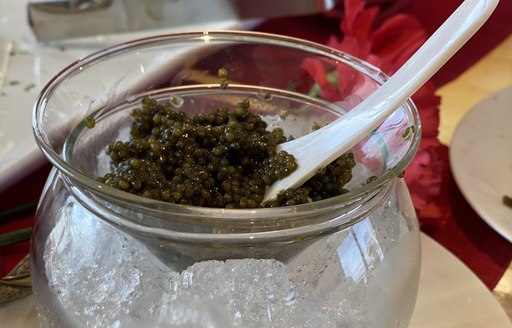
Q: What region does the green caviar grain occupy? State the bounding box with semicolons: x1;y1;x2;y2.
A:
366;176;378;184
218;67;228;80
85;116;96;129
99;96;356;208
218;67;229;89
402;125;415;140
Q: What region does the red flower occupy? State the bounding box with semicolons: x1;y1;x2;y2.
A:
303;0;448;229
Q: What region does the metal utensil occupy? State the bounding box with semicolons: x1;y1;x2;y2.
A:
0;255;32;303
0;203;35;303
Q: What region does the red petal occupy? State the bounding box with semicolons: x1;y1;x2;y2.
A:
300;58;339;101
371;14;428;68
337;64;365;99
372;14;424;49
341;0;367;35
326;35;345;51
366;54;394;75
343;36;372;59
412;82;441;108
418;108;440;138
341;0;380;39
387;31;427;70
301;58;331;89
412;82;441;139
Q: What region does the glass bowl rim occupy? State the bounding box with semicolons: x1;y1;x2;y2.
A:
32;30;421;219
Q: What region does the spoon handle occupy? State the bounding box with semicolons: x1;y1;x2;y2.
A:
265;0;499;201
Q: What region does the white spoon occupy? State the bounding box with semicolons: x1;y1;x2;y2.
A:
263;0;499;202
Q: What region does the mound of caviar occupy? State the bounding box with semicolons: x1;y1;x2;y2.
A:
98;97;355;208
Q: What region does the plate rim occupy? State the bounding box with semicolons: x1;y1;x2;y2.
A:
449;85;512;243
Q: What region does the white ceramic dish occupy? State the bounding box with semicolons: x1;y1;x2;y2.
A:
0;0;257;192
410;234;511;327
450;86;512;243
1;234;510;327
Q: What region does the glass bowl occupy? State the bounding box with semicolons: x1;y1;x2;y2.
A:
32;31;421;328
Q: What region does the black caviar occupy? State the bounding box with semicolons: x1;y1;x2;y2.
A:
98;97;356;208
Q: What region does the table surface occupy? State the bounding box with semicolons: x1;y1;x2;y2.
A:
0;0;511;323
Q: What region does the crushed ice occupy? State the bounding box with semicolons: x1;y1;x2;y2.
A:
41;191;416;328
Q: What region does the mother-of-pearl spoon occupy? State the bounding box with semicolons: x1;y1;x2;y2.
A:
263;0;499;202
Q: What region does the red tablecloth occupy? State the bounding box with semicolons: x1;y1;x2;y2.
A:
1;0;512;290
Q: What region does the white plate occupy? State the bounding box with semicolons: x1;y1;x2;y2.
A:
1;234;510;327
410;234;511;327
449;86;512;243
0;0;257;192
